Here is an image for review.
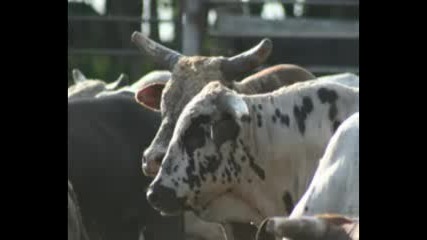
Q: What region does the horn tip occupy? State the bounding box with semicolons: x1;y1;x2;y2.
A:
131;31;143;42
261;38;273;48
261;38;272;43
72;69;83;77
119;73;129;81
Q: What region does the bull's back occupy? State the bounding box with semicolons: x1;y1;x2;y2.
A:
68;94;183;240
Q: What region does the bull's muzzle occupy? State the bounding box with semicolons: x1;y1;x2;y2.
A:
141;151;164;177
147;182;183;215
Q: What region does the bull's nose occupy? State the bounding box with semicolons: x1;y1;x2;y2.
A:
147;183;182;215
141;153;164;177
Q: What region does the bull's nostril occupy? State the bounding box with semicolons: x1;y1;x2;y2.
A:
147;188;159;205
154;154;165;164
147;184;181;214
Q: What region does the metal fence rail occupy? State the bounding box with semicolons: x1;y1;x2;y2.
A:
68;1;358;74
68;48;142;56
207;0;359;6
210;15;359;39
68;15;176;23
68;15;177;57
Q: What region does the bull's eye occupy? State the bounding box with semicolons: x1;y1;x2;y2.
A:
183;125;207;156
182;115;211;156
211;114;240;147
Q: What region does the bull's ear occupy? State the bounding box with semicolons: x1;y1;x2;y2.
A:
106;73;129;90
210;92;249;146
134;74;170;111
216;93;249;121
210;113;240;147
135;83;165;111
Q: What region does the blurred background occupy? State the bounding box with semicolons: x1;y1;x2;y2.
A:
68;0;359;86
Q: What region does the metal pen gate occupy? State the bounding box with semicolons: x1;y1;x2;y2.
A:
68;0;358;85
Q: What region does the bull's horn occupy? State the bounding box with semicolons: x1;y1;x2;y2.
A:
106;73;129;90
72;69;87;84
131;31;183;71
221;38;273;81
255;217;276;240
271;216;327;239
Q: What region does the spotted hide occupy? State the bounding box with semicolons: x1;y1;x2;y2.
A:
146;79;359;232
255;112;359;240
290;112;359;218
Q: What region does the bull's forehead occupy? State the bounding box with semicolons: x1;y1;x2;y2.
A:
172;97;216;143
172;81;232;137
160;56;226;121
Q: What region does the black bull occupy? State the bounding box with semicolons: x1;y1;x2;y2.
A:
68;92;184;240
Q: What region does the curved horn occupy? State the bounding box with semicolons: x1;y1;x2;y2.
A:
72;69;87;84
106;73;129;90
131;31;183;71
255;217;276;240
270;216;328;239
221;38;273;81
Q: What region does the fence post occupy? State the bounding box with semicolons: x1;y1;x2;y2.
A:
182;0;204;55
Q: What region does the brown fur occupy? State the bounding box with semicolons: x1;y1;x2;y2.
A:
315;213;354;226
316;214;359;240
256;214;359;240
162;56;226;122
162;59;315;125
233;64;316;94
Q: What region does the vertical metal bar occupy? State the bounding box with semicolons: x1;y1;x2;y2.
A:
182;0;203;55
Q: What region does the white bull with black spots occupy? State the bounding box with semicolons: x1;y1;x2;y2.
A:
146;79;359;238
255;112;359;240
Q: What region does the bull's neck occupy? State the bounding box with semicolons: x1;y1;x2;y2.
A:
230;94;330;224
240;93;329;164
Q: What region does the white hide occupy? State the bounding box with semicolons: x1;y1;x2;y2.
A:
290;112;359;218
315;72;359;88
